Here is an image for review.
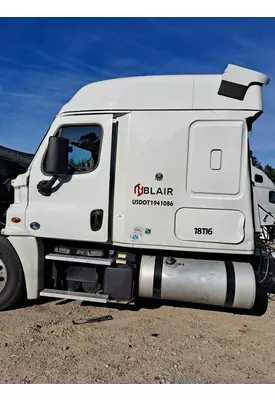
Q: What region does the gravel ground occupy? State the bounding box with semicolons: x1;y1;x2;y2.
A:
0;297;275;384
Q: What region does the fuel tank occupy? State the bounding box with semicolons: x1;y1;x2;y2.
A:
138;256;256;309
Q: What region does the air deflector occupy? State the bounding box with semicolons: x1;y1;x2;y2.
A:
218;64;270;101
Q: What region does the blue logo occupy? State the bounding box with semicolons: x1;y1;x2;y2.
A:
30;222;40;230
132;234;139;241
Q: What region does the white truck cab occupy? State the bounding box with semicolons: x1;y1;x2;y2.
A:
252;166;275;240
0;63;273;314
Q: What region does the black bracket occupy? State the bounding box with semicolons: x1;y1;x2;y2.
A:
37;176;58;196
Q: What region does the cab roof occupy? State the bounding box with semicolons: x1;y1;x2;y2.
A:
59;64;270;114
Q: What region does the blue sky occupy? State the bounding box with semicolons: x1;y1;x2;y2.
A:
0;17;275;166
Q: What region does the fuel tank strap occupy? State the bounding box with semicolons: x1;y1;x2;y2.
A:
224;261;236;307
153;256;163;299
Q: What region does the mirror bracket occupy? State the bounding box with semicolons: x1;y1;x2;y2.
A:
37;176;58;196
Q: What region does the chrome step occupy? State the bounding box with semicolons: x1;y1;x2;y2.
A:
45;253;113;266
40;288;109;303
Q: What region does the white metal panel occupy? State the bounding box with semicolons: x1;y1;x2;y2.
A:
113;111;189;247
187;121;244;195
252;166;275;226
210;149;222;170
25;114;113;242
59;64;269;114
193;76;264;111
223;64;269;87
175;208;245;244
7;236;44;299
112;110;255;255
3;171;30;236
60;75;194;113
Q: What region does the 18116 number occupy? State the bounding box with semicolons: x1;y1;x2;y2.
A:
194;228;213;235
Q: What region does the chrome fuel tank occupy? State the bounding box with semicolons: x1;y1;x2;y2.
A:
139;256;256;309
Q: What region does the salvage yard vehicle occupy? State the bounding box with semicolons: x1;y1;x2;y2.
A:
0;145;33;226
0;63;274;314
252;166;275;243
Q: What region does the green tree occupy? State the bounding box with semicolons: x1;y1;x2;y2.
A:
250;150;263;170
263;164;275;185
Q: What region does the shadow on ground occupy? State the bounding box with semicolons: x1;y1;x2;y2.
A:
12;290;268;317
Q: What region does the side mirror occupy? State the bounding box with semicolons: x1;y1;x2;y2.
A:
45;136;69;176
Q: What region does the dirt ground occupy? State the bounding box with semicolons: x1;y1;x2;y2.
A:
0;296;275;384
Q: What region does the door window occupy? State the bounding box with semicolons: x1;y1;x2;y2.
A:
44;124;102;173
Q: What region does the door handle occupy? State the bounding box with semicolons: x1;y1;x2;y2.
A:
90;209;103;231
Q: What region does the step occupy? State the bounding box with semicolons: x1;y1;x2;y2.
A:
40;288;109;303
45;253;113;266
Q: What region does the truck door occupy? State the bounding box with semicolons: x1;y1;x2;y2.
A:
26;114;113;242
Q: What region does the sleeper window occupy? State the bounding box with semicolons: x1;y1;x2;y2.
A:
269;191;275;204
255;174;263;183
